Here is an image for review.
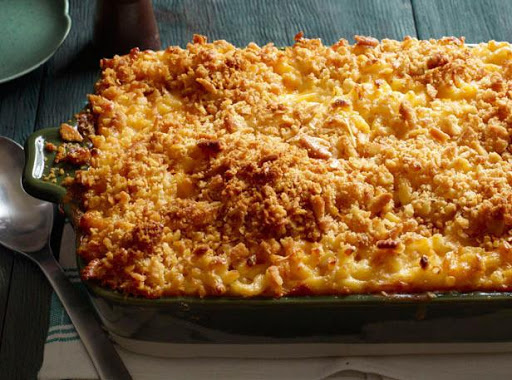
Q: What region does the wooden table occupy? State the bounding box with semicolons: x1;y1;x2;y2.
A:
1;0;512;377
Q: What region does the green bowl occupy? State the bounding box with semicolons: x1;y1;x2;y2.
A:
0;0;71;83
23;127;512;344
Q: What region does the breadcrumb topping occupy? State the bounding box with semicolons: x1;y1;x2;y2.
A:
71;35;512;298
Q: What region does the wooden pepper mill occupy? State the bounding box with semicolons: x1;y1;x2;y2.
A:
94;0;161;57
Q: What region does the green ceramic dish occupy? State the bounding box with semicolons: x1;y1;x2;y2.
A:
23;127;512;344
0;0;71;83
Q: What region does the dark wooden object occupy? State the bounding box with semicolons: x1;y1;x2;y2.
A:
94;0;161;57
1;0;512;377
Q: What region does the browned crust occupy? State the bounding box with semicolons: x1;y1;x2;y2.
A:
63;35;512;298
59;123;84;142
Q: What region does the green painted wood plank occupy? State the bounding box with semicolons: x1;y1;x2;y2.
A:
0;70;44;143
0;67;44;375
35;2;98;128
0;259;52;379
155;0;417;48
0;247;13;358
412;0;512;42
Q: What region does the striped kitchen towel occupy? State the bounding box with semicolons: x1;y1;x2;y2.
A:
38;224;512;380
45;276;80;345
44;224;82;345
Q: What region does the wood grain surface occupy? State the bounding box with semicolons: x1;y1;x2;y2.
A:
0;67;44;379
154;0;416;47
413;0;512;41
0;0;509;377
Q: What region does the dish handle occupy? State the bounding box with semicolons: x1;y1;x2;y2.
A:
23;127;68;203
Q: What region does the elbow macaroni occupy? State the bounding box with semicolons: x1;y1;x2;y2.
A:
65;35;512;298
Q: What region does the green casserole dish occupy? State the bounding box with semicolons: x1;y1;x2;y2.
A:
22;126;512;346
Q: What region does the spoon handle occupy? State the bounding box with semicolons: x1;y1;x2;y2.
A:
36;247;132;380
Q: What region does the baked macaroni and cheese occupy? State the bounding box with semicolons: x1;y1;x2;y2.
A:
64;34;512;298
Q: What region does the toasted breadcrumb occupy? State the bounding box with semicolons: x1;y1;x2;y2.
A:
55;143;91;165
68;35;512;298
45;142;58;152
60;123;84;142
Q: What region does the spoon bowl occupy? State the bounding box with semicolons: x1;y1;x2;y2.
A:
0;136;53;253
0;136;132;379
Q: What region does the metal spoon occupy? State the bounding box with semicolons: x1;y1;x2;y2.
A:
0;136;132;380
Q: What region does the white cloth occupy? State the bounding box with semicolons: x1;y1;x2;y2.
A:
38;225;512;380
38;340;512;380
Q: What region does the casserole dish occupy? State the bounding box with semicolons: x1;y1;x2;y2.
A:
21;36;512;349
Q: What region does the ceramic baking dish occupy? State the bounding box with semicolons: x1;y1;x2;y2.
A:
21;125;512;350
